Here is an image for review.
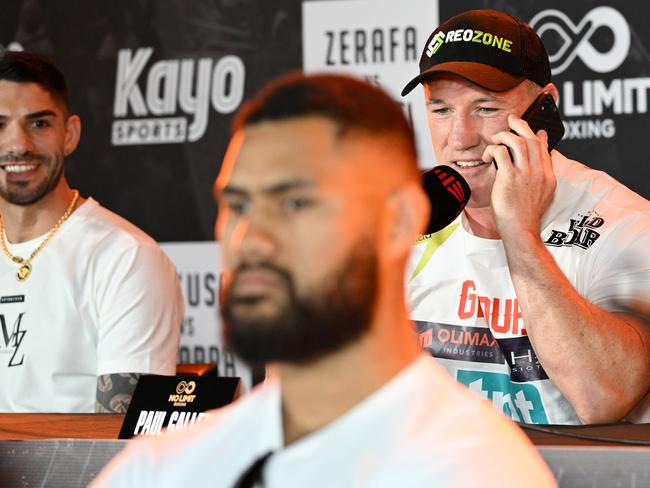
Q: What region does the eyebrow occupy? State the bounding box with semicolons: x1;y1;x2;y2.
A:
426;95;499;105
217;179;314;200
25;110;57;119
0;110;58;120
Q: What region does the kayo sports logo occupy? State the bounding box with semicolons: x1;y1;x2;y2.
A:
112;48;246;146
529;7;630;75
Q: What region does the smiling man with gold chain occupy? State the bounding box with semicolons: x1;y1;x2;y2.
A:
0;50;184;413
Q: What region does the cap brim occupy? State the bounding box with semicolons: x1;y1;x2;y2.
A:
401;61;524;96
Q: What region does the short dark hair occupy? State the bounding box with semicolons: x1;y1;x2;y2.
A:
233;72;417;161
0;50;69;109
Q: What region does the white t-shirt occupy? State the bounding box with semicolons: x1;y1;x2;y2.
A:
0;198;184;413
408;153;650;425
92;355;556;488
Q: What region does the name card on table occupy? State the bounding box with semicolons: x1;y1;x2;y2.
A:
118;375;241;439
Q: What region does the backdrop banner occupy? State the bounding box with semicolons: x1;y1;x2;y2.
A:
1;1;647;385
303;0;438;168
160;242;251;389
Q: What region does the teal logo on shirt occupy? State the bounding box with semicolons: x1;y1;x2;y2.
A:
457;370;549;424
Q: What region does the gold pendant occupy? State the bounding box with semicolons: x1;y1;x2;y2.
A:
17;263;32;281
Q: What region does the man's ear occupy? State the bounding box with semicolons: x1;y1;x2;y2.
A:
64;114;81;156
384;181;430;257
542;83;560;104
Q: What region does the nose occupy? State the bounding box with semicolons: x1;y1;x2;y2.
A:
218;206;278;265
238;218;277;261
447;112;480;151
1;122;35;156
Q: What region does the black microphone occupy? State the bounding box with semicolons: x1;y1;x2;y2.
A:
422;165;471;234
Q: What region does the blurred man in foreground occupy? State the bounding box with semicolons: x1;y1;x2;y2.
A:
94;73;555;487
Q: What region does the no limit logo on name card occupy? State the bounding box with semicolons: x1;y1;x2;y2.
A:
118;375;241;439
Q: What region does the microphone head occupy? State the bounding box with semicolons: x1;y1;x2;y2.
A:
422;165;471;234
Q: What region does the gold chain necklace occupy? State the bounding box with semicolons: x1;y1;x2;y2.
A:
0;190;80;281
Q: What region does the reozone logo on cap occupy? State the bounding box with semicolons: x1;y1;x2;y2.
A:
426;30;513;57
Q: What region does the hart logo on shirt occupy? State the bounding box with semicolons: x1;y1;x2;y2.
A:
458;370;549;424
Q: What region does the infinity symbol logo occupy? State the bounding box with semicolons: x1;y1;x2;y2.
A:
176;380;196;395
529;7;630;75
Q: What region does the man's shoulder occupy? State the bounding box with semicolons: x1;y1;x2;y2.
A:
92;383;278;486
548;153;650;253
125;382;276;456
363;357;556;486
71;198;161;250
397;356;518;434
370;357;511;443
552;152;650;214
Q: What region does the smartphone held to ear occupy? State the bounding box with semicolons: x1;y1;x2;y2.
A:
494;92;564;169
520;92;565;152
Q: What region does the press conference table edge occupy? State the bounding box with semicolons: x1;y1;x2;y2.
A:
0;414;648;488
0;413;126;440
0;413;649;446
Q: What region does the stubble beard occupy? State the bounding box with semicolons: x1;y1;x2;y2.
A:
221;238;378;366
0;151;65;205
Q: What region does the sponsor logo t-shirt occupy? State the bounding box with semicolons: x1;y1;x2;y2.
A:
408;153;650;424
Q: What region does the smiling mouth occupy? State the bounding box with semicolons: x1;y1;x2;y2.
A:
2;164;38;173
454;160;487;168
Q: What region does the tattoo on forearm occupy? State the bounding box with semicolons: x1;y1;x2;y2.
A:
96;373;141;413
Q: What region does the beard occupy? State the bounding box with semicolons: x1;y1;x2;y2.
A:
220;238;378;366
0;151;64;205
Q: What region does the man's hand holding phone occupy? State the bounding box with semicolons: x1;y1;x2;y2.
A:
484;93;562;242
